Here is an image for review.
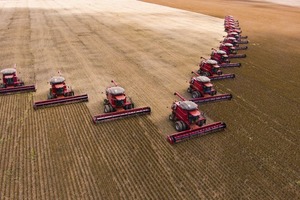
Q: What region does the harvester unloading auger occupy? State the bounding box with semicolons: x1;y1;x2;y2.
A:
167;92;226;144
33;76;88;109
92;80;151;123
187;71;232;104
0;68;36;95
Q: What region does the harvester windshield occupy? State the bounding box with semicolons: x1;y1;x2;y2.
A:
114;95;126;107
5;76;14;85
54;84;64;95
203;84;213;93
213;66;220;73
188;110;200;124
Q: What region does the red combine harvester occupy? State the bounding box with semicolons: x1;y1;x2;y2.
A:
187;71;232;104
226;27;242;34
222;37;248;50
92;80;151;123
33;76;88;109
218;44;246;59
167;92;226;144
197;57;235;80
209;51;241;67
224;24;240;31
0;68;36;94
227;31;248;40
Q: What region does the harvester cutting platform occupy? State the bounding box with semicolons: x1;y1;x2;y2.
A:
93;80;151;123
167;92;226;144
0;68;36;94
33;76;88;109
187;71;232;104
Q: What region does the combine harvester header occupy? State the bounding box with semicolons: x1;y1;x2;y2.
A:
0;67;36;94
167;121;226;144
33;76;88;109
93;80;151;123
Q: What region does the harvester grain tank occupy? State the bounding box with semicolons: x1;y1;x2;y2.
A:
92;80;151;123
33;76;88;109
0;68;36;94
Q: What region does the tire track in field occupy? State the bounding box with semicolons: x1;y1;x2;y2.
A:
0;93;34;199
35;0;232;198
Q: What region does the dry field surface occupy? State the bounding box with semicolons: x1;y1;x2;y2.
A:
0;0;299;199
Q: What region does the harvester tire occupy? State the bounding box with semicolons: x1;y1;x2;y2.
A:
104;105;111;113
169;113;175;121
103;99;109;105
175;121;183;132
192;91;201;98
175;121;186;132
202;72;210;77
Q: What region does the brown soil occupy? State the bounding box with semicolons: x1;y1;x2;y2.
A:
0;0;299;199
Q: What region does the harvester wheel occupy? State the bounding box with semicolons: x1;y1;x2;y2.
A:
169;113;175;121
197;120;206;127
192;91;201;98
47;93;54;99
125;105;131;110
104;105;111;113
187;87;192;93
201;71;210;77
103;99;109;105
175;121;183;132
175;121;187;132
180;121;187;131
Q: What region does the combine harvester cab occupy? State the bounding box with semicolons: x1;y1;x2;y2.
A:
33;76;88;109
219;44;246;59
93;80;151;123
167;92;226;144
197;57;235;80
0;68;36;95
187;71;232;104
